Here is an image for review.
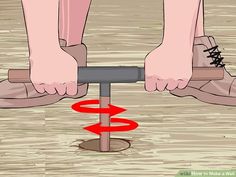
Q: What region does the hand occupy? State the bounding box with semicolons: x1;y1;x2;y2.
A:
30;49;78;96
144;45;193;92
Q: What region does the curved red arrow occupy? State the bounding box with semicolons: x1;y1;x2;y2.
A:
71;99;126;117
84;118;139;135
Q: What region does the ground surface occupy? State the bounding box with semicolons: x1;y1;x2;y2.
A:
0;0;236;176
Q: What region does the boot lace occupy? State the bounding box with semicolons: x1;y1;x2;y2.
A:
203;45;225;67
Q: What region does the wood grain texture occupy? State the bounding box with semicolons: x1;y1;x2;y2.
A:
0;0;236;176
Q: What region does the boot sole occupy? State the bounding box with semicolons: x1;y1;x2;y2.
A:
170;86;236;106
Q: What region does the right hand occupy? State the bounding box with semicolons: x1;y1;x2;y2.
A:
30;49;78;96
145;45;193;92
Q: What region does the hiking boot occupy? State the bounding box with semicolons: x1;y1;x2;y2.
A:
170;35;236;106
0;39;88;108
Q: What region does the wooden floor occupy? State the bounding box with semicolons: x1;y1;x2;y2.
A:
0;0;236;176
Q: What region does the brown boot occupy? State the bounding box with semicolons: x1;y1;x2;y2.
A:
170;35;236;106
0;39;88;108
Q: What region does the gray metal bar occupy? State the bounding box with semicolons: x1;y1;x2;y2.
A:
78;67;144;83
100;83;111;97
99;83;111;152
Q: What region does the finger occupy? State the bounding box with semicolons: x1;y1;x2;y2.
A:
66;82;77;96
55;83;67;96
33;83;45;94
178;80;189;89
156;79;168;92
166;79;178;91
145;76;157;92
44;84;57;95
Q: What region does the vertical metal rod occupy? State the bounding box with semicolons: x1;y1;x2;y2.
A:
99;83;111;152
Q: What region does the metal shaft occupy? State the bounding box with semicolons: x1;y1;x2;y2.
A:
99;83;111;152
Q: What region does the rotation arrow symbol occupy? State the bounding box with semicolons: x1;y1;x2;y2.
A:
84;118;139;135
72;99;139;135
71;99;126;117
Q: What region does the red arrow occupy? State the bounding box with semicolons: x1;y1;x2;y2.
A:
71;100;126;117
84;118;139;135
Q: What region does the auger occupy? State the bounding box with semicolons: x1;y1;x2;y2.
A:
8;66;224;152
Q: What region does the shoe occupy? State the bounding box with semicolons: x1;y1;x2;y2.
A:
170;35;236;106
0;39;88;108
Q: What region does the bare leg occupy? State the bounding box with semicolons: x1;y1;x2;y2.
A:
59;0;91;46
195;0;205;37
162;0;202;49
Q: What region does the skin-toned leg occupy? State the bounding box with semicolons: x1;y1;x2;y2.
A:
145;0;202;92
59;0;91;46
195;0;205;37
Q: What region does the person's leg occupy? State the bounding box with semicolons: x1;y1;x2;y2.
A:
195;0;205;37
0;0;88;109
170;0;236;106
59;0;91;46
58;0;90;89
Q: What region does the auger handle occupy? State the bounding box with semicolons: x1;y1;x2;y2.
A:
8;67;224;83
